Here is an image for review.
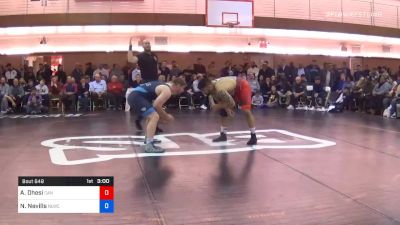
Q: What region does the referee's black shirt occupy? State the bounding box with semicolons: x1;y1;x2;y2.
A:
137;52;158;82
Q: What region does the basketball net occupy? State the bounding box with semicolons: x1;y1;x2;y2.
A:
223;21;240;35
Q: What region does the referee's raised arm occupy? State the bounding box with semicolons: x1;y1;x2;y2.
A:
127;37;138;64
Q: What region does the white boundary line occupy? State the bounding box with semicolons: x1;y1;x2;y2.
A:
41;129;336;165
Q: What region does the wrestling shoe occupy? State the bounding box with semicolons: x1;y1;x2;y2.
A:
247;133;257;145
143;143;165;153
144;138;162;144
212;132;227;142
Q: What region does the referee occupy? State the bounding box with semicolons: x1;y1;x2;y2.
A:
127;38;163;133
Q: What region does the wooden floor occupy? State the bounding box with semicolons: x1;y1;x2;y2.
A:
0;109;400;225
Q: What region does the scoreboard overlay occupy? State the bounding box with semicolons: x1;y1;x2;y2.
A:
18;176;114;213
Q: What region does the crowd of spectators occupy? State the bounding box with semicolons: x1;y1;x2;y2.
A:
0;58;399;119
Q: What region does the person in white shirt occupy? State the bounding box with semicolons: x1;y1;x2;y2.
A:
192;74;202;92
325;70;331;88
247;73;260;94
247;61;259;78
5;63;17;85
252;91;264;108
131;66;141;84
192;74;207;109
89;73;107;108
297;64;305;76
35;79;49;106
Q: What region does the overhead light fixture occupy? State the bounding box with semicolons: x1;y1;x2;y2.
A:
40;36;47;45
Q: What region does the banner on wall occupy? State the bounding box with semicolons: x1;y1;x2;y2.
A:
51;56;63;72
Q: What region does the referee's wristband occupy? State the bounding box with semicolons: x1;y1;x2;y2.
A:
129;44;132;51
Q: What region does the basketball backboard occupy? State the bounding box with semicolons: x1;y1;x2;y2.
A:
206;0;254;27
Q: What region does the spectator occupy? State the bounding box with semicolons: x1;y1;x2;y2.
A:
207;61;218;78
43;64;52;85
278;78;292;108
24;89;46;114
260;77;272;101
193;58;206;74
258;61;275;80
24;66;36;84
170;60;182;77
55;65;67;84
289;76;306;109
321;64;333;88
383;78;399;109
237;64;246;76
308;64;320;85
130;65;141;85
192;73;207;110
19;78;26;92
132;74;143;88
111;64;124;78
23;79;35;105
312;77;326;107
369;67;379;81
369;76;392;114
266;86;279;108
388;83;400;118
89;73;107;108
0;77;11;114
182;65;194;77
62;76;78;111
242;62;250;72
360;77;375;113
160;61;171;79
258;75;265;85
35;79;49;107
0;64;4;77
7;78;24;112
158;75;166;82
107;75;124;110
350;77;367;111
353;65;364;81
5;63;18;86
72;63;84;84
77;77;90;112
251;91;264;108
49;76;63;101
93;64;102;78
221;60;235;77
363;65;370;77
297;63;306;77
344;76;355;91
100;64;110;80
247;73;260;94
36;63;45;81
286;62;297;84
271;75;279;87
339;61;351;78
247;61;259;78
85;62;95;80
276;62;286;80
331;73;346;102
300;74;307;84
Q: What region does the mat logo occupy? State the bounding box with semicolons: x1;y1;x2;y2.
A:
0;114;83;119
41;130;336;165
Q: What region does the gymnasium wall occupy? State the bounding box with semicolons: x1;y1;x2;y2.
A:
1;52;399;75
